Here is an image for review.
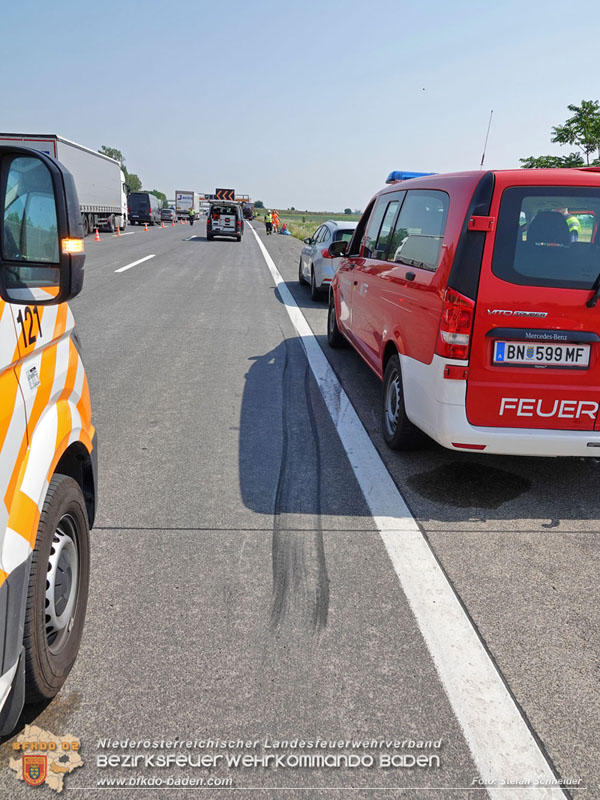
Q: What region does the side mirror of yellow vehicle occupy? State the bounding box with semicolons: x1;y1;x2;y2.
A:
0;147;85;305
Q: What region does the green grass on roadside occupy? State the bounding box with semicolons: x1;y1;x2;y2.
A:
253;209;361;242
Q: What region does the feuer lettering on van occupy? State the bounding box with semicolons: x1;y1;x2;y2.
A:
488;310;548;318
499;398;599;419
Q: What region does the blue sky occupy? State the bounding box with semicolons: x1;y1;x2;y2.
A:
4;0;600;211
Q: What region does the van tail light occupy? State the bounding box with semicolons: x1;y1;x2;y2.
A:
237;219;241;229
436;288;475;360
321;248;332;258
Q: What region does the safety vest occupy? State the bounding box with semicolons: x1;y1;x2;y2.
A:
565;214;581;236
265;213;272;223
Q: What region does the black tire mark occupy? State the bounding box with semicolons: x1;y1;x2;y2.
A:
270;338;330;633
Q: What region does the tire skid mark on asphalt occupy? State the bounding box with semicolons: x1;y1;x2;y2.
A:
248;223;568;800
270;336;330;634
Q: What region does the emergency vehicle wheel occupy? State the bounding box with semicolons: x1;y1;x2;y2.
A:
237;235;242;242
327;294;346;348
298;258;307;285
382;354;422;450
23;474;90;702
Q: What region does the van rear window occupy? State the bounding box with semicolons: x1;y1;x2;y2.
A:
493;187;600;289
212;205;237;215
128;193;150;211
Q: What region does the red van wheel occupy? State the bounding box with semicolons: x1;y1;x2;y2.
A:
382;355;422;450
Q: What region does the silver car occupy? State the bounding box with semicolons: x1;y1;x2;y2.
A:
298;220;357;300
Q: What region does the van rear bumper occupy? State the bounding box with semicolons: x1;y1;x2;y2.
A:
401;353;600;457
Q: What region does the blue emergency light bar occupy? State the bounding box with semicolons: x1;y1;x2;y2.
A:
385;171;437;184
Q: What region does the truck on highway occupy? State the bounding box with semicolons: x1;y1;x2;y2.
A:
175;190;202;221
0;133;128;237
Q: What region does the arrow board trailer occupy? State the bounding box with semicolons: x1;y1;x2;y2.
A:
0;133;128;236
175;191;201;220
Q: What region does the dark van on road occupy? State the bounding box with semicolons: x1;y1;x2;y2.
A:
128;192;161;226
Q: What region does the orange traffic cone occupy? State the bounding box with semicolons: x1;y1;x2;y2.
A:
172;220;175;227
161;221;165;229
115;226;121;237
144;223;148;232
179;219;183;225
94;228;100;241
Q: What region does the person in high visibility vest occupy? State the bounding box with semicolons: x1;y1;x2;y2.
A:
189;207;195;226
272;209;280;233
556;207;581;242
265;210;273;235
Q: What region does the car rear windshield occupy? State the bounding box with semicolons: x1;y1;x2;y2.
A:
492;187;600;289
129;193;150;211
333;229;355;243
212;205;237;215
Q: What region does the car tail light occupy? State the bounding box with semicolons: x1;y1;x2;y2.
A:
321;248;332;258
237;219;241;229
436;288;475;360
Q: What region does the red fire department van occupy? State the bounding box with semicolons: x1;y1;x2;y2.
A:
328;168;600;457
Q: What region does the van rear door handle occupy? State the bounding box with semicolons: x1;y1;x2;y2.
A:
405;271;416;281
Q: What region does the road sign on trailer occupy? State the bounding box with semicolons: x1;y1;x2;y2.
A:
216;188;235;201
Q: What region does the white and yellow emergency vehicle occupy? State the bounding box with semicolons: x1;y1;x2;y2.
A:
0;146;96;734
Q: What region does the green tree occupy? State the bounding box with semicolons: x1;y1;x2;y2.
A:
344;207;352;214
149;189;168;208
127;173;142;192
520;153;584;169
520;100;600;168
98;145;125;165
254;200;264;209
551;100;600;165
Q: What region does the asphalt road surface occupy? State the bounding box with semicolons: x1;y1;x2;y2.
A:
0;218;597;799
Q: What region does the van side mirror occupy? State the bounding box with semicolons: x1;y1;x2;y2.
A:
329;240;348;258
0;147;85;305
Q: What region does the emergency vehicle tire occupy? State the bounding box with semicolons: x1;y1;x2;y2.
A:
382;354;422;450
207;234;213;241
237;235;242;242
327;293;346;348
82;217;89;238
107;215;115;233
23;474;90;703
298;258;307;285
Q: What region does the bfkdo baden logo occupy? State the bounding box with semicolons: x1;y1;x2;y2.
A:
23;754;47;786
9;724;83;792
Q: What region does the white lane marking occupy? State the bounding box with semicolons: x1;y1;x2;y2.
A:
249;224;566;800
115;254;156;273
114;231;135;236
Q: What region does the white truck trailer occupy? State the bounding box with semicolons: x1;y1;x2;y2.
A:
0;133;128;236
175;190;202;221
